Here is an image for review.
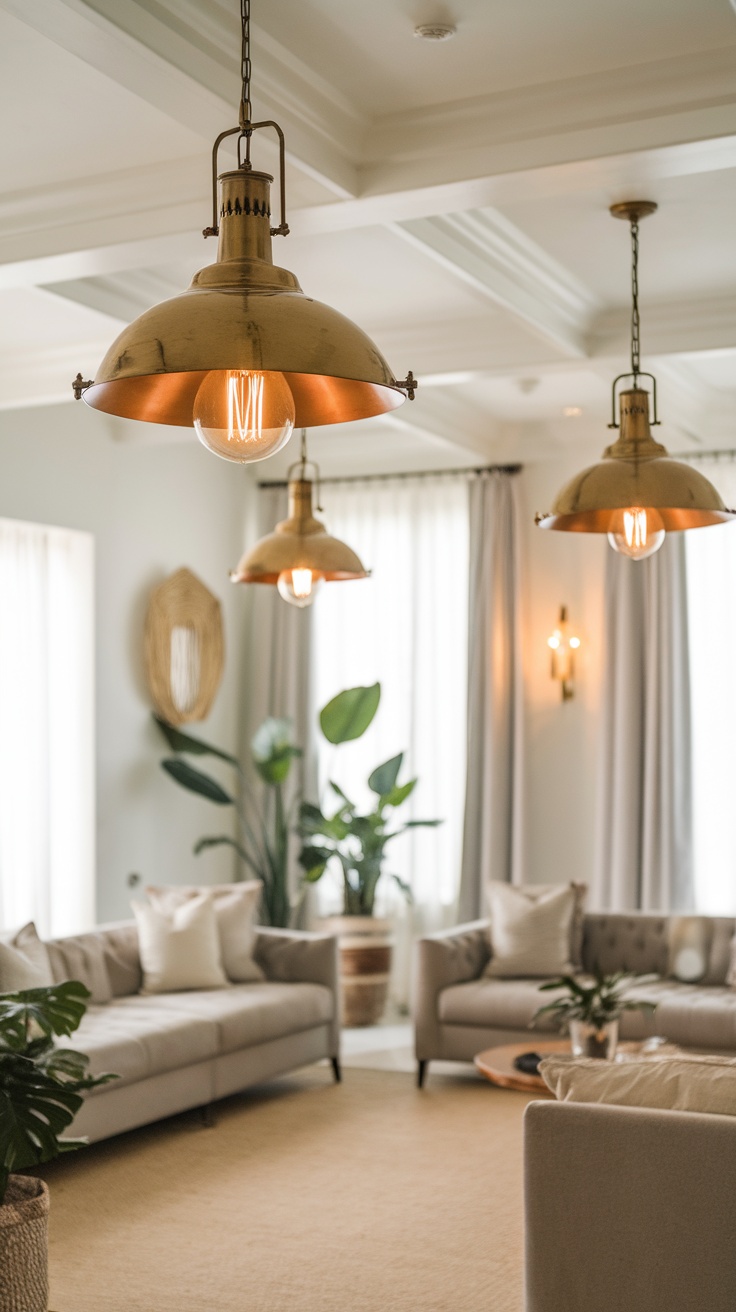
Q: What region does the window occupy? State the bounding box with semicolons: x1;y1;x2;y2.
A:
0;519;95;937
311;474;470;998
686;463;736;914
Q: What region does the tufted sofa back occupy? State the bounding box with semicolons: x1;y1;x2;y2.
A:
582;912;736;984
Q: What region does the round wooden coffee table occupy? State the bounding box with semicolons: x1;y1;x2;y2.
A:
474;1039;570;1093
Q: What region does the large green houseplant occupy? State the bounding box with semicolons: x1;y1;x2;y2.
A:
0;981;114;1312
155;714;301;928
297;683;441;1025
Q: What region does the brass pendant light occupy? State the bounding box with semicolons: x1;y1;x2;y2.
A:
231;431;369;607
536;201;735;559
72;0;416;463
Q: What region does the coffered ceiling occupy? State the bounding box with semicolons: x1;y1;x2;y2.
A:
1;0;736;474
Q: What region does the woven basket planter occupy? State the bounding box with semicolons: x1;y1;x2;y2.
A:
0;1176;49;1312
324;916;393;1027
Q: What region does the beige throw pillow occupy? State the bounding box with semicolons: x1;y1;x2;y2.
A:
484;883;576;978
540;1052;736;1117
45;934;113;1004
145;882;264;983
668;916;714;984
132;894;228;994
0;940;48;991
0;923;54;988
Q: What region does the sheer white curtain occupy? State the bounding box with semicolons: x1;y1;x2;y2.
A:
0;519;95;937
686;460;736;915
311;474;470;1005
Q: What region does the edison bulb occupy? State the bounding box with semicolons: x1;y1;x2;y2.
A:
277;568;323;608
607;507;665;561
193;369;295;463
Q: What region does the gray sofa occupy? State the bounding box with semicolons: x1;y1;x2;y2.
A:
413;911;736;1085
44;921;341;1142
524;1099;736;1312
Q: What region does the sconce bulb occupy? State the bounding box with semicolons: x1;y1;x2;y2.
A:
607;507;665;561
194;369;295;463
277;568;323;608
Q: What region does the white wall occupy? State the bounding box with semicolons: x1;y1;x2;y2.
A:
519;457;606;892
0;403;254;925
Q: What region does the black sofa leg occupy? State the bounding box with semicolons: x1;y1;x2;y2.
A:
417;1060;428;1089
331;1056;342;1083
200;1102;217;1128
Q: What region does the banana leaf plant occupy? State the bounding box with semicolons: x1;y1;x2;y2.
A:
154;714;301;928
297;686;442;916
0;981;115;1205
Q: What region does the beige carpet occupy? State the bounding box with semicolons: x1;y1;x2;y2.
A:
42;1066;529;1312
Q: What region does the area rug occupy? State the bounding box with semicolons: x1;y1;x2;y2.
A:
42;1066;528;1312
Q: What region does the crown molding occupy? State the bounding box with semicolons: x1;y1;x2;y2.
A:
393;210;599;359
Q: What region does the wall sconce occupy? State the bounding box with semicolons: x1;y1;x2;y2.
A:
547;606;580;701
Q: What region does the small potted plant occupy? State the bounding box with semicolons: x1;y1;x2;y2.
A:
298;684;441;1026
533;972;657;1059
0;981;114;1312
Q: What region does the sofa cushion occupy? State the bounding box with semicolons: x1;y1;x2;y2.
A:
439;978;571;1032
63;998;220;1094
540;1051;736;1116
46;934;113;1004
618;980;736;1049
139;982;334;1053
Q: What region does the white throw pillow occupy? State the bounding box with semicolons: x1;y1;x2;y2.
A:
0;923;54;988
132;893;228;994
484;883;576;978
145;882;264;983
540;1052;736;1117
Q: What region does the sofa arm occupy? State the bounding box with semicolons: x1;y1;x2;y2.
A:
255;928;340;1056
413;920;490;1062
524;1100;736;1312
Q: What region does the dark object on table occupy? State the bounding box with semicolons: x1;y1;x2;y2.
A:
513;1051;543;1076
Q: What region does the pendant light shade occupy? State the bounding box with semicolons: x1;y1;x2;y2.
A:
536;202;735;557
537;387;733;534
231;435;369;607
73;2;415;454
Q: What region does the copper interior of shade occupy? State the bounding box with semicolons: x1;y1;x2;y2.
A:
234;568;361;583
537;507;734;533
83;371;406;428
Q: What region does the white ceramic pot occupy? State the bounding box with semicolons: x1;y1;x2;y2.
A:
323;915;393;1027
0;1175;49;1312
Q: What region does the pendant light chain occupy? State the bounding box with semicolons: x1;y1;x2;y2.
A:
630;217;641;382
239;0;252;129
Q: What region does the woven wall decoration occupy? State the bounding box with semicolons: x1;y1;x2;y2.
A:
144;568;224;725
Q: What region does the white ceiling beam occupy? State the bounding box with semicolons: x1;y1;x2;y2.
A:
0;0;361;199
589;296;736;360
393;210;598;360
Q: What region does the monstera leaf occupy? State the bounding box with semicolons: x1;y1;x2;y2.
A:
0;981;91;1052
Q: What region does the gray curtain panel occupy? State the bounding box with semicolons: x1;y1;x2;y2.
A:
458;471;525;920
242;487;318;912
595;534;694;912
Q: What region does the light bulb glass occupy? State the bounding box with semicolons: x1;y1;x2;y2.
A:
277;568;323;608
193;369;295;463
607;507;665;561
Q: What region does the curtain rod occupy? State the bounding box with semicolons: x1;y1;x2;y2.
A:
258;462;522;489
